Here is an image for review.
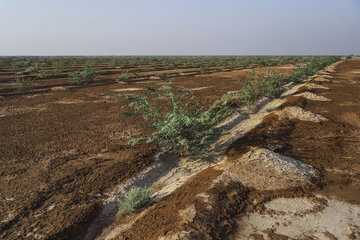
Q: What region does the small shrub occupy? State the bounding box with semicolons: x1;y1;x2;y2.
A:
116;70;130;82
223;70;284;111
262;70;285;99
200;66;209;73
286;65;307;83
141;66;155;71
68;65;98;86
266;107;277;113
106;79;233;155
15;77;34;92
109;59;117;68
236;71;264;110
285;56;340;83
154;72;169;79
37;70;58;79
129;62;139;68
24;63;41;73
11;61;28;72
118;186;151;215
53;61;65;73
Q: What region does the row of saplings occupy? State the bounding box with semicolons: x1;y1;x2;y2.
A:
107;56;341;216
13;64;98;92
7;55;317;92
10;56;318;92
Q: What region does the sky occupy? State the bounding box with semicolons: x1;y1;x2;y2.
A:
0;0;359;56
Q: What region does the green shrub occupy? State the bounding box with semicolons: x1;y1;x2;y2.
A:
222;70;284;111
68;65;98;85
266;107;277;113
129;62;139;68
262;70;285;99
200;66;209;73
141;66;155;71
236;71;265;109
15;77;34;92
37;70;58;79
285;56;340;83
105;57;340;155
24;63;41;73
286;65;307;83
116;70;130;82
53;61;65;73
154;72;169;79
118;186;151;215
11;61;28;72
106;79;233;155
109;59;117;68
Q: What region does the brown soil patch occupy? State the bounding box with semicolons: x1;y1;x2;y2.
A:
0;64;298;239
112;168;223;240
227;59;360;206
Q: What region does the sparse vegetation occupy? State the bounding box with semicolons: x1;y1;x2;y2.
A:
221;70;284;111
141;66;155;71
285;56;341;83
200;66;210;73
53;61;65;73
116;70;130;82
104;56;341;155
118;186;151;215
154;72;169;79
109;59;117;68
68;65;98;85
24;63;41;73
36;70;59;79
14;77;34;92
261;70;285;99
107;79;233;155
0;54;348;240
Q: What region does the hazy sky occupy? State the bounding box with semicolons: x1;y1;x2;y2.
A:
0;0;359;55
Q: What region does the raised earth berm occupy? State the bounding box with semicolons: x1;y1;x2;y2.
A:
93;58;359;240
0;57;352;240
89;60;350;240
294;91;331;101
231;195;360;240
216;147;318;191
304;83;329;90
275;106;327;122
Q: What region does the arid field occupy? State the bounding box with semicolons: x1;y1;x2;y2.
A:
0;56;359;239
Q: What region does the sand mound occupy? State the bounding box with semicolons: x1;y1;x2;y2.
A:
265;197;317;214
51;86;69;91
276;106;327;122
341;112;360;128
305;83;329;90
314;77;331;82
180;72;197;76
231;196;360;240
217;147;318;191
0;105;45;117
54;99;85;104
187;86;213;91
295;92;331;101
112;88;142;92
